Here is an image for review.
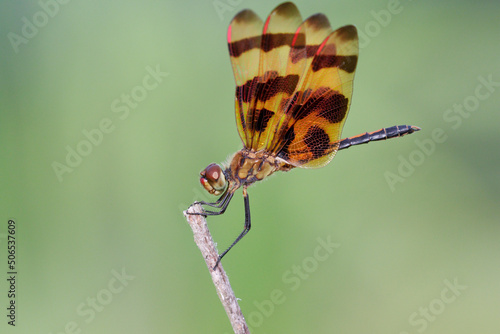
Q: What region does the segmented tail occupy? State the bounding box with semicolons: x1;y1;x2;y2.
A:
338;125;420;150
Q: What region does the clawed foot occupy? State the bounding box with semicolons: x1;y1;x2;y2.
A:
186;202;208;217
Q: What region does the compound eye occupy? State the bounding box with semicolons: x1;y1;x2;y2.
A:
199;163;227;196
204;163;222;183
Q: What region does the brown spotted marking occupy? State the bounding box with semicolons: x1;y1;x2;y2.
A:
227;2;358;168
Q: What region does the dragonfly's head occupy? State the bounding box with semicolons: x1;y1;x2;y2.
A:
200;163;227;196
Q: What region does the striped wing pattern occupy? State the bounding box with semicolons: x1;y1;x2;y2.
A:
227;9;264;145
228;2;359;168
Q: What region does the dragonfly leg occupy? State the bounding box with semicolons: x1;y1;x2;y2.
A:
213;185;251;270
188;188;235;216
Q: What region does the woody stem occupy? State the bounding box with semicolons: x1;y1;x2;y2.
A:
183;204;250;334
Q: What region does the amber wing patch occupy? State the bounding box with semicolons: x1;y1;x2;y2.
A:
276;24;359;168
228;3;306;151
228;9;264;146
228;3;359;169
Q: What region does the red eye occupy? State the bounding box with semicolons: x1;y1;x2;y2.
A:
199;163;226;196
205;164;222;182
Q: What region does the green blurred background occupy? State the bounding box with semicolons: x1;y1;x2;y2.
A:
1;0;499;333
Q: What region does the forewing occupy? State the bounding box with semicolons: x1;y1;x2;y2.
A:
276;25;359;168
228;3;303;150
228;9;264;146
266;13;334;153
246;2;304;151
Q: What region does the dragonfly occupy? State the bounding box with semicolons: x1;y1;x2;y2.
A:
188;2;420;269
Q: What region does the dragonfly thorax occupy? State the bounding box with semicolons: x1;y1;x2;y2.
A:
199;149;293;197
227;149;286;186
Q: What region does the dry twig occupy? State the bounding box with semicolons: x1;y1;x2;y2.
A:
183;204;250;334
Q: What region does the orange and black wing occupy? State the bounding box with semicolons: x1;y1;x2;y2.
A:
275;23;359;168
228;2;305;151
227;9;263;146
228;3;358;168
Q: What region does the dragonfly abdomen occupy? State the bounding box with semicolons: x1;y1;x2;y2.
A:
338;125;420;150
